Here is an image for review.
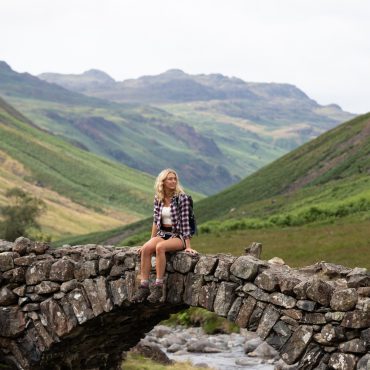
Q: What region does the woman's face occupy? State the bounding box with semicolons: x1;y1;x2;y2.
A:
163;172;177;192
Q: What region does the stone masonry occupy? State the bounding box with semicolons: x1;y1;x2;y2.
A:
0;237;369;370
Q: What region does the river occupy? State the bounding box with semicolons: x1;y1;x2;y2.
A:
145;325;275;370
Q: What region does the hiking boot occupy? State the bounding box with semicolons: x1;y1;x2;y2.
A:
132;285;150;303
147;283;164;303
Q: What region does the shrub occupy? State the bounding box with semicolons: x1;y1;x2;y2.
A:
0;187;46;241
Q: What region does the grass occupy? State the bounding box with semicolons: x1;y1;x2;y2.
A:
163;307;239;335
123;353;213;370
191;215;370;269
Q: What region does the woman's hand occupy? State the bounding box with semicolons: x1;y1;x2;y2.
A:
185;247;198;255
137;246;142;255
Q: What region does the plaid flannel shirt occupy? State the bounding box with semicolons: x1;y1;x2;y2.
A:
153;193;192;239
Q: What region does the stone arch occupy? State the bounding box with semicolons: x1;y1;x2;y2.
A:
0;238;369;370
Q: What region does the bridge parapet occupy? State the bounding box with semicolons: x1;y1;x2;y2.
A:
0;237;369;370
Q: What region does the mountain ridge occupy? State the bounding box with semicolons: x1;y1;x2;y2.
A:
39;67;324;105
1;61;355;195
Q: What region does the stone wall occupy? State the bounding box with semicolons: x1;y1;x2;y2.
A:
0;238;369;370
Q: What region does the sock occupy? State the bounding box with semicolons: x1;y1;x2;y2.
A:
155;278;164;285
140;280;149;287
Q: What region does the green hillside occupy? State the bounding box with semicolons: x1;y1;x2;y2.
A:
195;112;370;222
0;96;156;239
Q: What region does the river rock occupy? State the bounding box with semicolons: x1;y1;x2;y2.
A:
187;339;221;353
249;341;279;359
132;340;172;365
244;336;263;353
167;343;183;353
235;357;262;366
274;358;299;369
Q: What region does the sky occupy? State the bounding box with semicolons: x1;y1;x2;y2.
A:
1;0;369;114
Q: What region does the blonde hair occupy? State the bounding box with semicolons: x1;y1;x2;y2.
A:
155;168;184;201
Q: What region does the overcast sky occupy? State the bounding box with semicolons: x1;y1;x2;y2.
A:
2;0;369;113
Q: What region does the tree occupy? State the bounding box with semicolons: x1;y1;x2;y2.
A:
0;187;46;241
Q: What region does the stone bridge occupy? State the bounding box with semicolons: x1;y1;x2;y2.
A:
0;238;369;370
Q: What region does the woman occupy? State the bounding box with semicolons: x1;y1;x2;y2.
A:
133;168;198;304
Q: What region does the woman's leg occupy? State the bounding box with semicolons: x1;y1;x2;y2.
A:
133;237;163;303
147;237;183;303
155;237;183;280
139;237;162;281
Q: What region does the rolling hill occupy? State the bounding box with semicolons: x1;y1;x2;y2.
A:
0;96;157;240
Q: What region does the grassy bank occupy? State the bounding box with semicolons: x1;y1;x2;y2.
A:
192;215;370;269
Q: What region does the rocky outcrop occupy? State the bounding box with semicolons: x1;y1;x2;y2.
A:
0;237;369;370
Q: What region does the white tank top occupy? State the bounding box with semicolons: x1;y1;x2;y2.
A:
161;206;172;225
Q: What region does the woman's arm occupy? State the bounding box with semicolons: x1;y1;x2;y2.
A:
151;223;158;238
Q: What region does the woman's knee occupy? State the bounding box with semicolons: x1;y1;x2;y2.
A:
141;242;154;256
156;242;166;254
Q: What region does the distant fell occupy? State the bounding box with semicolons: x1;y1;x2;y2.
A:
0;61;112;106
40;67;325;105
